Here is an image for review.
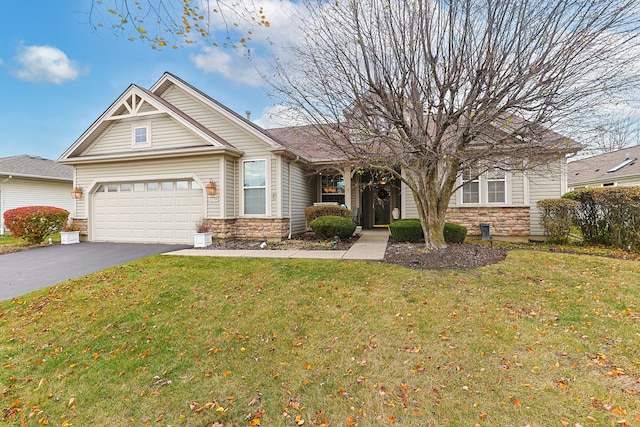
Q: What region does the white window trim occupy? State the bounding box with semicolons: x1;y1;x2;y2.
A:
460;170;510;206
242;159;269;216
132;123;152;148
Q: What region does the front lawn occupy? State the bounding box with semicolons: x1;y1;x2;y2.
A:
1;251;639;426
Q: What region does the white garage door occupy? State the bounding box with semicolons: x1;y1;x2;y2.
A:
92;180;204;244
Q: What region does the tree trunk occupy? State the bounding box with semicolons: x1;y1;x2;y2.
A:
405;164;457;250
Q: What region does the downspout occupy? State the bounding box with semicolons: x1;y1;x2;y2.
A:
0;176;12;235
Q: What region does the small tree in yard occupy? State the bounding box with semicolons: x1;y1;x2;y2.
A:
269;0;640;249
3;206;69;244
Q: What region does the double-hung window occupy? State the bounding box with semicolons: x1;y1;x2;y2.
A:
462;169;480;204
461;168;507;204
243;160;267;215
486;169;506;203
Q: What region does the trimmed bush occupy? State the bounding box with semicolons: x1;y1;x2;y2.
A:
309;215;357;239
3;206;69;244
564;187;640;249
389;218;423;242
305;205;352;224
537;198;579;243
444;222;467;243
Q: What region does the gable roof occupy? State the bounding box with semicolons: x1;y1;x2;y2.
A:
150;72;291;152
568;145;640;186
0;155;72;181
59;82;242;162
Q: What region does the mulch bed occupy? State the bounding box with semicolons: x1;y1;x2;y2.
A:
206;234;509;270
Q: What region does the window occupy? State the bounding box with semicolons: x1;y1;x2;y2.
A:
147;182;159;191
161;181;173;191
132;124;151;147
243;160;266;215
176;181;189;190
462;169;480;204
461;168;508;205
133;183;145;191
487;169;506;203
120;183;131;192
321;174;345;204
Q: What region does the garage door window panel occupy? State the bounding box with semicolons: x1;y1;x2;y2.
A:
243;160;267;215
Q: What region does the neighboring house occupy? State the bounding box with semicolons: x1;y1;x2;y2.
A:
58;72;579;244
568;145;640;189
0;155;74;235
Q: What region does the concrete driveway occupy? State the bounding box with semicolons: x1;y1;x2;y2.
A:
0;242;188;301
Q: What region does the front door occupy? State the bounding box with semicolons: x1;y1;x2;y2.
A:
374;183;392;226
360;175;400;228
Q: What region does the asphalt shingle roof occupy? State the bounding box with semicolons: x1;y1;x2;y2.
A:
0;155;73;181
568;145;640;186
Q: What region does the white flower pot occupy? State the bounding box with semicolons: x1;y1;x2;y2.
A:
194;232;212;248
60;231;80;245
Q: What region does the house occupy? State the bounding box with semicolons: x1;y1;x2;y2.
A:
0;155;74;234
568;145;640;189
58;72;579;244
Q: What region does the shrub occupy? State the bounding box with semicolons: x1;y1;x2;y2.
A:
389;218;423;242
563;187;640;250
537;198;579;243
309;215;357;239
444;222;467;243
3;206;69;244
305;205;352;224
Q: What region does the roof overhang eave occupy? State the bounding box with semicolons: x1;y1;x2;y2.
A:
58;146;244;165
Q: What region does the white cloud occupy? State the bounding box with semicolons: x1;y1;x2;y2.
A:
13;45;82;84
189;0;306;84
254;104;310;128
189;47;267;86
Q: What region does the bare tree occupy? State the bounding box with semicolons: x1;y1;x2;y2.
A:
582;117;640;156
270;0;640;249
89;0;269;49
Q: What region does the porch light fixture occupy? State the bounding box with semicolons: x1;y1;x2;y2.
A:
71;187;83;199
205;181;217;196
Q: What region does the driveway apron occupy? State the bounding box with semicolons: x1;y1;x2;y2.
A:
0;242;188;301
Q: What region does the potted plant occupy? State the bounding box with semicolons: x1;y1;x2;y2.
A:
60;220;81;245
193;218;212;248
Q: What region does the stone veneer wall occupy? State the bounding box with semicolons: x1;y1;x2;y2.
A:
71;218;89;241
206;218;290;241
446;207;530;236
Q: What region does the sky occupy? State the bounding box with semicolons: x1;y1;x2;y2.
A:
0;1;300;160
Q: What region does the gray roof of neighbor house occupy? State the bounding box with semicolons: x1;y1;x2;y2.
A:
568;145;640;186
0;155;73;181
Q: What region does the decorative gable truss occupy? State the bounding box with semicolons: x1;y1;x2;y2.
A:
105;93;160;121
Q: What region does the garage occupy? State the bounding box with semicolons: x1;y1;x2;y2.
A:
92;179;204;244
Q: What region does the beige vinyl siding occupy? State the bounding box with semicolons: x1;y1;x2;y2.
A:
510;172;525;205
83;116;209;156
161;86;274;156
1;178;73;233
527;159;566;236
74;155;221;219
281;161;290;218
270;155;279;216
225;158;237;217
289;164;317;235
403;183;419;219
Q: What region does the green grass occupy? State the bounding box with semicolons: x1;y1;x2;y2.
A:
1;251;639;426
0;233;62;254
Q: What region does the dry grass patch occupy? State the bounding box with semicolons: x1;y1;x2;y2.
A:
0;251;639;426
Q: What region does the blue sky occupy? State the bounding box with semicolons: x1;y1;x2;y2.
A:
0;1;295;160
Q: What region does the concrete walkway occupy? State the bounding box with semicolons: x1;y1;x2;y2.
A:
165;228;390;261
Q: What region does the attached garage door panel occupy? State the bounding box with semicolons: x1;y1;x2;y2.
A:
93;181;203;244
